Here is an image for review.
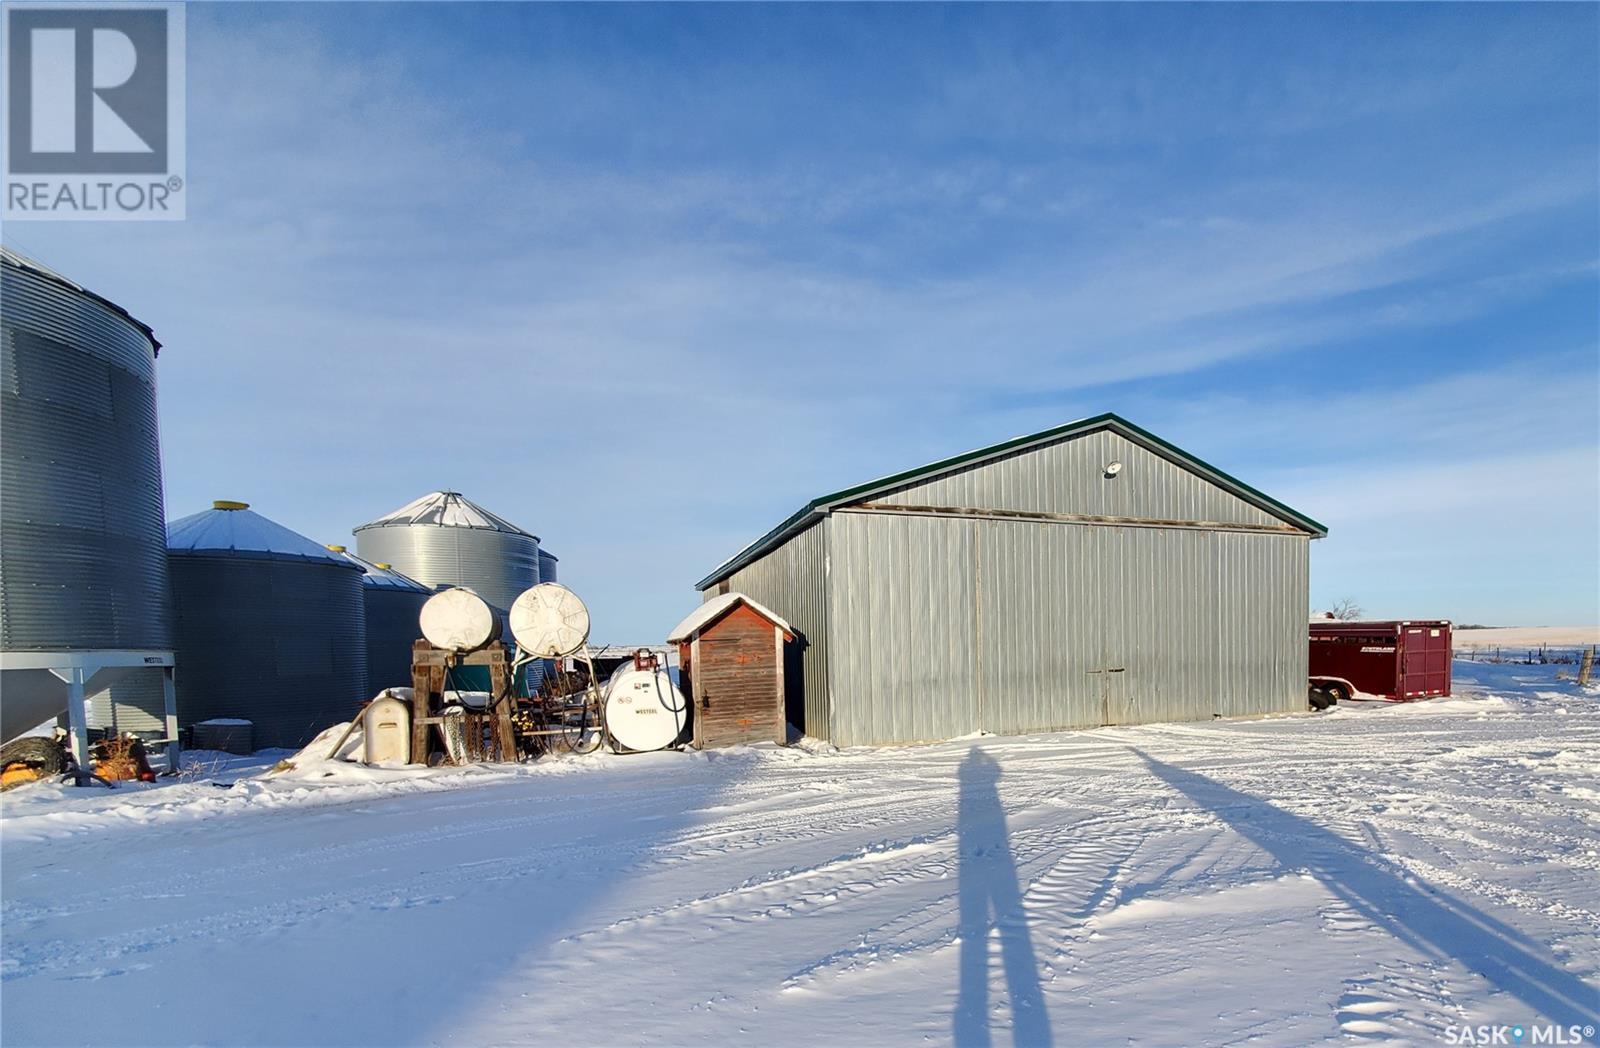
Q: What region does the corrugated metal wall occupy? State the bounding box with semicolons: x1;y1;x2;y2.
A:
710;519;831;738
828;512;1309;746
872;429;1284;529
1216;531;1308;719
973;518;1103;735
829;513;978;746
86;668;168;735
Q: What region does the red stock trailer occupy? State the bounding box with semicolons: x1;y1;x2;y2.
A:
1309;620;1453;702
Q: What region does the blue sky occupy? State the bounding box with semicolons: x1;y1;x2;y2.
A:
6;3;1597;638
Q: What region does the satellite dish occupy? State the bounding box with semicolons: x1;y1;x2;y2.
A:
419;587;501;651
1103;461;1124;478
510;583;591;657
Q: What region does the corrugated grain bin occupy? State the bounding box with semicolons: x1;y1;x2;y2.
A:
669;593;793;748
1;247;175;743
167;502;368;749
1309;620;1452;700
328;547;432;693
351;491;538;614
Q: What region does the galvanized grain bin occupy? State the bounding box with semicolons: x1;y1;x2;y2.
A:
669;593;793;749
328;546;433;693
352;491;538;614
538;548;559;585
0;247;175;742
167;502;368;750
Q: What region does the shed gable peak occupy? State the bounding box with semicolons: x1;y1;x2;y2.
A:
695;413;1325;591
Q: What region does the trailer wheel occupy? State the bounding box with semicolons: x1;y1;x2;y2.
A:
1307;686;1330;711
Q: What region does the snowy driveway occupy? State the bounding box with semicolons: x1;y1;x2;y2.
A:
3;662;1597;1046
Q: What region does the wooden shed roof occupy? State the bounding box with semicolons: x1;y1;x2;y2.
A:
668;592;794;643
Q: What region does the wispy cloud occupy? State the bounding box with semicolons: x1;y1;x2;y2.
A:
4;4;1594;634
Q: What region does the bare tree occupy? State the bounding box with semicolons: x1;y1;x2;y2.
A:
1330;597;1363;621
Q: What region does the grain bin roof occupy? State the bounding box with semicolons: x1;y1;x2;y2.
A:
168;503;358;567
329;548;434;592
696;412;1328;590
354;491;536;538
0;245;161;353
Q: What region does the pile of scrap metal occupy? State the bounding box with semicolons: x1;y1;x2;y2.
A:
0;729;156;790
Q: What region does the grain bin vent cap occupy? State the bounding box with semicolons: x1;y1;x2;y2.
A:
166;504;361;567
353;490;536;539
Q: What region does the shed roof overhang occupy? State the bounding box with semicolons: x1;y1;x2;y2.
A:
695;412;1327;591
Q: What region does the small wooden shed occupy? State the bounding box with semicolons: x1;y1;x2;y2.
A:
668;593;794;749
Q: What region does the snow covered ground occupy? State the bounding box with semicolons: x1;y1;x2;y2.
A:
3;661;1597;1047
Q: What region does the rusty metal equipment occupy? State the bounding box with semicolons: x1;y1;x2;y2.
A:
512;658;604;755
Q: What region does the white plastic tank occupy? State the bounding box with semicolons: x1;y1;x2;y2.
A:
509;583;590;658
604;662;687;753
363;693;412;764
418;587;501;652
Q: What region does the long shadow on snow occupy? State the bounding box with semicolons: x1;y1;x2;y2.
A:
415;751;748;1045
954;748;1053;1048
1133;749;1599;1025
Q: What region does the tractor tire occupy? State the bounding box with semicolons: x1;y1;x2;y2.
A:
1307;687;1331;711
0;736;67;790
1324;683;1349;705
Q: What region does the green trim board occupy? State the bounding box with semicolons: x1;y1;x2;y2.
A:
695;412;1327;591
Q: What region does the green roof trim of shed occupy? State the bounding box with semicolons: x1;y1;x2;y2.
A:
695;412;1328;591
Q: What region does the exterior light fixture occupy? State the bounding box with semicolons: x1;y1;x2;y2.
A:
1104;461;1123;478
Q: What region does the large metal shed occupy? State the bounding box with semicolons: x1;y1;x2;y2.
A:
694;414;1327;748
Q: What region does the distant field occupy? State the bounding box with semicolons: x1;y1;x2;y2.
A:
1453;625;1599;649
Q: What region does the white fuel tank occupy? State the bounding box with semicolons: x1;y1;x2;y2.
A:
419;587;501;652
509;583;590;658
604;664;687;753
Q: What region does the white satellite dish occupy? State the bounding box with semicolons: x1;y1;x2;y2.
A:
419;587;501;652
509;583;591;658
